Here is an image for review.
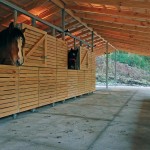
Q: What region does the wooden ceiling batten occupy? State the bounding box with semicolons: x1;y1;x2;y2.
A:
64;0;150;9
82;19;150;33
75;12;150;26
65;5;150;20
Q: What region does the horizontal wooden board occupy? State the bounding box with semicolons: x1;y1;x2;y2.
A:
0;65;18;118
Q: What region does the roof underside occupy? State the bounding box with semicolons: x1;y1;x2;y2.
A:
0;0;149;56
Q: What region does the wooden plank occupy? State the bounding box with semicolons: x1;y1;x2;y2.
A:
25;35;46;58
0;109;18;118
39;67;56;106
22;23;47;67
22;23;47;35
0;65;18;118
19;104;38;112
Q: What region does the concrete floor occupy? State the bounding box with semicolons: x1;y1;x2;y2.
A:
0;86;150;150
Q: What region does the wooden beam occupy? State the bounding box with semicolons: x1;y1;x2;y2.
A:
66;5;150;19
51;0;114;48
67;35;101;46
112;41;149;50
0;0;49;25
65;20;79;29
104;37;150;48
92;26;150;38
65;0;150;9
57;25;85;38
75;12;150;26
111;41;150;55
65;29;89;41
51;0;94;33
95;46;115;56
98;32;150;44
82;19;150;33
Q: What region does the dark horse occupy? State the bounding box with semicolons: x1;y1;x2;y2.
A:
68;48;79;69
0;22;26;66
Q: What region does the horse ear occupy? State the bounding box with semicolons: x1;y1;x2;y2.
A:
8;22;14;30
22;28;26;33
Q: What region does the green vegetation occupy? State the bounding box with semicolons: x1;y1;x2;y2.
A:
110;51;150;72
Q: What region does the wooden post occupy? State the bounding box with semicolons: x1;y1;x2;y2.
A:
32;18;36;27
91;31;94;52
52;27;56;37
62;9;65;40
80;41;82;46
74;38;76;49
114;50;117;85
13;9;17;26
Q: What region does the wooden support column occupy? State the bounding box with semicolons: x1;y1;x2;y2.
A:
62;9;65;40
80;41;82;46
52;27;56;37
92;31;94;52
13;9;17;26
114;50;117;85
32;18;36;27
106;42;109;89
74;38;76;49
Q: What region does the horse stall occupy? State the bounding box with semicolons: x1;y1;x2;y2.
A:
0;23;96;118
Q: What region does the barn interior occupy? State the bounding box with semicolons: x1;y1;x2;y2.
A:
0;0;150;150
0;0;150;56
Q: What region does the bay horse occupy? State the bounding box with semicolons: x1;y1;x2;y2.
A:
68;47;79;69
0;22;26;66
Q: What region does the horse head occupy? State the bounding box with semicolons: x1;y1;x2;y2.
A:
68;48;79;69
0;22;26;66
8;22;26;66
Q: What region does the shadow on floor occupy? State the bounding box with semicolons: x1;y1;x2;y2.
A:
132;99;150;150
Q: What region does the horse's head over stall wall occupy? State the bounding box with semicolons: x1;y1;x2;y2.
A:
0;22;26;66
68;48;79;69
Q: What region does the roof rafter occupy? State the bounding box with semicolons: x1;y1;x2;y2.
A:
51;0;116;49
75;12;150;26
66;5;150;20
65;0;150;9
82;19;150;33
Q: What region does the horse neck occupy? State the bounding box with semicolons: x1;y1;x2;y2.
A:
0;28;11;64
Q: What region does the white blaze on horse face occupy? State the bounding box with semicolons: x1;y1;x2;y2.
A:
17;37;24;65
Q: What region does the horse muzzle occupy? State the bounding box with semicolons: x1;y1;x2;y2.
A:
15;59;24;66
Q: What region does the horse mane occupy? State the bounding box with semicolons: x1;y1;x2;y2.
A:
0;23;25;50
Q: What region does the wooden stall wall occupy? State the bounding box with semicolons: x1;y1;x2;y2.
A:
56;69;68;102
91;52;96;91
80;47;89;70
68;70;78;98
22;24;47;67
78;47;96;93
18;66;39;112
39;67;56;106
47;35;56;68
78;70;85;95
0;24;96;118
0;66;18;118
56;39;68;102
56;39;67;69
